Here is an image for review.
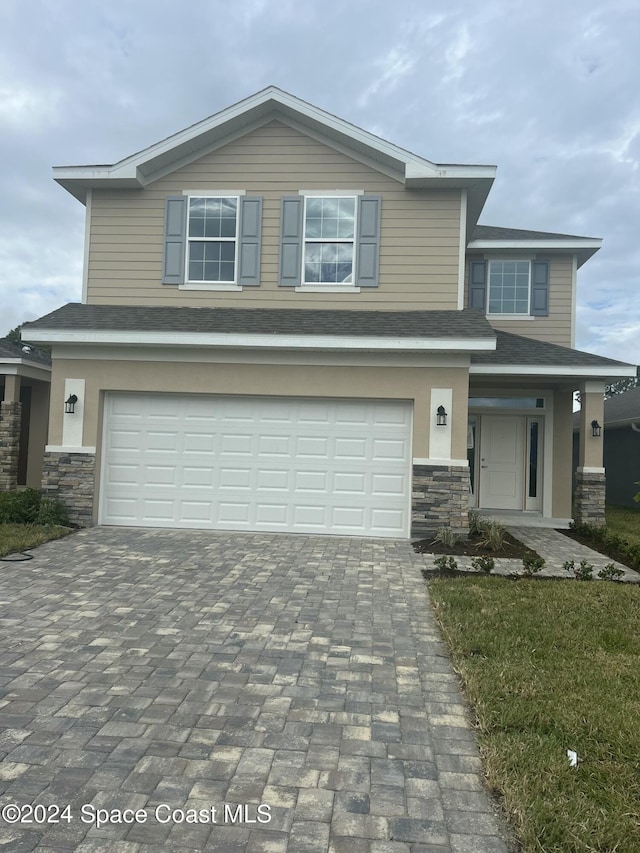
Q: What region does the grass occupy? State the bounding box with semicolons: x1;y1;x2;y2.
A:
428;575;640;852
606;504;640;547
0;523;71;558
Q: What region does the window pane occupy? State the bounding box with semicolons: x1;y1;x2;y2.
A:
305;196;355;241
488;260;530;314
188;240;236;282
469;397;545;409
529;421;539;498
189;197;237;239
304;242;353;283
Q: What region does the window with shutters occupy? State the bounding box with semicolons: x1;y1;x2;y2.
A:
303;196;356;284
187;196;239;283
469;258;549;317
488;260;530;314
279;193;381;290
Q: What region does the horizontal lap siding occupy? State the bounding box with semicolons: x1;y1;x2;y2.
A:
87;120;461;310
463;255;574;347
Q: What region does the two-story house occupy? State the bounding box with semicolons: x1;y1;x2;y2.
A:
22;87;636;537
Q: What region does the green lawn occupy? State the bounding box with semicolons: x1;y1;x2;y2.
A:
429;575;640;852
606;504;640;547
0;523;72;558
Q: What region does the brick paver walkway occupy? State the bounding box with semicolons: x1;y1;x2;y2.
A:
0;527;511;852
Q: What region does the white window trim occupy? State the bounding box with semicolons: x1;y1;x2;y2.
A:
182;191;245;289
297;190;361;289
486;258;533;317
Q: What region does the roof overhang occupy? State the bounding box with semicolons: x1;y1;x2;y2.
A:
467;238;602;267
23;327;497;354
470;364;636;381
0;359;51;382
53;87;496;230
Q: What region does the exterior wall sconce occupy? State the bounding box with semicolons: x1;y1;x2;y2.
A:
436;405;448;426
591;419;601;437
65;394;78;414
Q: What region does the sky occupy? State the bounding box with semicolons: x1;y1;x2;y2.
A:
0;0;638;363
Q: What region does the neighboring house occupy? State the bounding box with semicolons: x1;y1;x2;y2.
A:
0;340;51;490
573;386;640;508
22;87;636;537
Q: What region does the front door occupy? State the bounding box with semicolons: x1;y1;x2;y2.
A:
478;415;525;510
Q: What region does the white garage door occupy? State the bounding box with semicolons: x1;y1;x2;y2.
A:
100;393;412;537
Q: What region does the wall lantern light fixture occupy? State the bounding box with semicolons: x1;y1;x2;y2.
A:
591;419;601;437
436;405;448;426
65;394;78;414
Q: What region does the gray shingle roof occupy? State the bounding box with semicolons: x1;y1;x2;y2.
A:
471;330;633;368
471;225;599;241
23;303;496;340
0;339;51;366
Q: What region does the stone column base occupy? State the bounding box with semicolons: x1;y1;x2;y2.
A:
0;401;22;491
412;464;470;537
573;468;606;527
42;451;96;527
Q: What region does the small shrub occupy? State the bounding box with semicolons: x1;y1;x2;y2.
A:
471;555;494;574
36;497;69;527
479;520;507;552
468;509;484;536
598;563;625;581
522;552;545;576
432;526;462;549
433;555;458;572
564;559;594;581
0;489;41;523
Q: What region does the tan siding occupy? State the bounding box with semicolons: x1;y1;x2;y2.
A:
464;255;574;347
87;120;461;310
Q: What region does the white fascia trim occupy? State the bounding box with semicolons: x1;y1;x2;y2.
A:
413;458;469;467
457;190;467;310
470;365;636;377
46;445;96;454
25;329;498;352
82;189;92;303
0;362;52;382
53;88;495;189
468;239;603;251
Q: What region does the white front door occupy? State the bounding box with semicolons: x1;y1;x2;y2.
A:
478;415;525;510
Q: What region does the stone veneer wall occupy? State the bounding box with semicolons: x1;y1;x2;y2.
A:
0;401;21;491
42;452;96;527
573;469;606;527
412;464;470;537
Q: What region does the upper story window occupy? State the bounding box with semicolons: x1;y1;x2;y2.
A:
469;258;549;317
279;193;381;290
187;196;238;283
162;193;262;289
488;260;530;314
303;196;356;284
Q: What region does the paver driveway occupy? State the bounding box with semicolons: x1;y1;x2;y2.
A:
0;528;510;852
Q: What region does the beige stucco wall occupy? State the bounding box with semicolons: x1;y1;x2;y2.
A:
552;389;574;518
26;381;50;488
578;387;605;469
464;255;574;347
86;120;462;310
48;353;471;464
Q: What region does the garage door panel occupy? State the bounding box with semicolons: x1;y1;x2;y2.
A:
101;394;411;537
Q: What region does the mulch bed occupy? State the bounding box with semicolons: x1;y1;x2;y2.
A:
413;531;532;559
557;527;635;568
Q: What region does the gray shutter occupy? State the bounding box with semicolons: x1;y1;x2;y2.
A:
530;260;549;316
469;261;487;310
238;196;262;286
279;197;303;286
356;195;381;287
162;196;187;285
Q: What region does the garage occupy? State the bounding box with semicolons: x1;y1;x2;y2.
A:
100;393;412;537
